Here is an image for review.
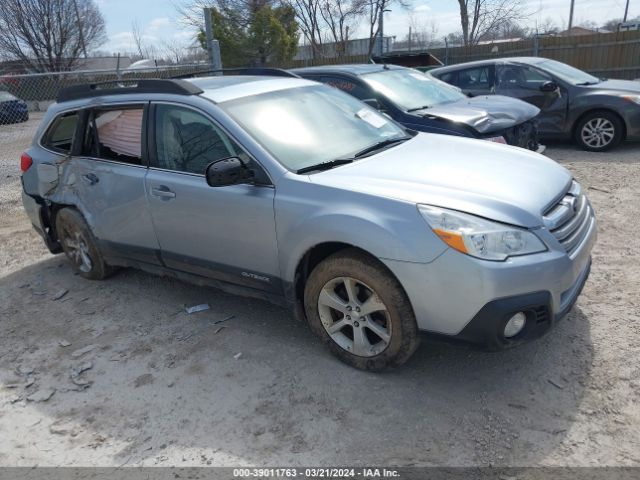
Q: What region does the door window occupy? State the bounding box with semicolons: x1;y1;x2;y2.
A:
81;107;144;165
498;65;552;89
317;76;372;100
455;66;494;89
43;111;79;153
153;104;242;175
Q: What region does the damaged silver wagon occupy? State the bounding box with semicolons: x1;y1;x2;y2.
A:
21;75;595;370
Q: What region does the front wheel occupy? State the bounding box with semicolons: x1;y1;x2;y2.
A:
304;249;420;371
575;111;623;151
55;208;114;280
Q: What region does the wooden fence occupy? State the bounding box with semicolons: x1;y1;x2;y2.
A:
270;31;640;80
429;30;640;80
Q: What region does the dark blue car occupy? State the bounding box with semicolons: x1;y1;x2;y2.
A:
292;64;542;151
0;91;29;124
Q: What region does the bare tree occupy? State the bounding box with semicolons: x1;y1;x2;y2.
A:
289;0;324;58
536;16;560;35
455;0;527;45
0;0;107;72
319;0;364;57
131;21;147;59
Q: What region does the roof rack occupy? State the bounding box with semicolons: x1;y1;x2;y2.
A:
57;79;204;103
171;67;301;79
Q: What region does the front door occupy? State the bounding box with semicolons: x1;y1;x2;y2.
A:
495;64;569;135
144;103;281;294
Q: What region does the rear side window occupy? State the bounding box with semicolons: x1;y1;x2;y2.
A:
456;66;494;89
317;76;372;100
43;112;79;153
81;107;144;165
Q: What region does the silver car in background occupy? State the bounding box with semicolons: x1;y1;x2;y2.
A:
20;75;596;370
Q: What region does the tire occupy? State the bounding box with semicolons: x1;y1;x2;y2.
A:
55;208;114;280
303;248;420;371
574;111;623;151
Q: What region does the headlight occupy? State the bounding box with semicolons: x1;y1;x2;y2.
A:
622;95;640;105
418;205;546;261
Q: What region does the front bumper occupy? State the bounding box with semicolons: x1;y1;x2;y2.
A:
382;213;596;349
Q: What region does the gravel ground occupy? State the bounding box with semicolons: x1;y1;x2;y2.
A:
0;115;639;467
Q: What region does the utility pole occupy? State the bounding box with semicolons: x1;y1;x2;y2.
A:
378;7;384;56
623;0;630;22
73;0;88;58
567;0;575;31
203;8;222;72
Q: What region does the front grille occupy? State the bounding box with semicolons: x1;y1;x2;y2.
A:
544;181;594;255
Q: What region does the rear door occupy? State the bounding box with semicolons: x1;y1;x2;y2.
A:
70;103;160;265
144;102;280;294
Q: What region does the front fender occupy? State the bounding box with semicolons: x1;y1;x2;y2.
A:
275;177;448;284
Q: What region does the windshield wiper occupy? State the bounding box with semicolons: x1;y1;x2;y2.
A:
351;136;412;158
406;105;432;112
576;80;600;85
296;158;354;174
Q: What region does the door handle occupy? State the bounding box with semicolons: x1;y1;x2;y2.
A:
81;173;99;185
151;185;176;199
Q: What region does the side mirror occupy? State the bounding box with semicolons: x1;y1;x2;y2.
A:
363;98;382;110
205;157;254;187
540;81;558;92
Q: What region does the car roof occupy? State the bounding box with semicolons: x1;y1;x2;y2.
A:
189;75;316;103
55;75;317;107
291;64;406;76
431;57;547;74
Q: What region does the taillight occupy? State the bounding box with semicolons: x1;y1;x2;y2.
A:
20;152;32;172
486;136;507;144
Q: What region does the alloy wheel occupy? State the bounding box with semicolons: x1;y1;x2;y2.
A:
62;229;93;273
581;117;615;149
317;276;391;357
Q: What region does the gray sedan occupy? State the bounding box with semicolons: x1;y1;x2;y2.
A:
431;57;640;151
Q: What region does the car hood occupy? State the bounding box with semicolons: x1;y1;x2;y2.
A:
587;78;640;94
411;95;540;134
309;133;571;228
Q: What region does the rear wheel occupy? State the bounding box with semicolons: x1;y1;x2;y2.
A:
304;249;420;371
575;111;623;151
55;208;113;280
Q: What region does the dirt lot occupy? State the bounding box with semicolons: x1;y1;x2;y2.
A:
0;114;639;467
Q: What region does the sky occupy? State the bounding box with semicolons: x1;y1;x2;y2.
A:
98;0;639;54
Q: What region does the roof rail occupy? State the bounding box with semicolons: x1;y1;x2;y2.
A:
57;79;204;103
172;67;301;79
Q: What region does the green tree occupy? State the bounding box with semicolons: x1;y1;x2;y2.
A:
198;5;298;67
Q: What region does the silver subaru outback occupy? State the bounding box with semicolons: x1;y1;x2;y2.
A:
20;75;596;370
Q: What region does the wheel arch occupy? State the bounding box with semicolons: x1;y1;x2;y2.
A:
290;242;407;323
572;108;627;142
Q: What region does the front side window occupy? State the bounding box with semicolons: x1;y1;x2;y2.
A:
498;65;552;89
82;107;144;164
361;69;466;111
154;104;241;174
43;111;79;153
220;84;406;172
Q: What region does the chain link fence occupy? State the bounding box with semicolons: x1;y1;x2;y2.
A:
0;63;212;172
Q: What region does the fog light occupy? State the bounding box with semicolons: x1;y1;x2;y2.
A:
504;312;526;338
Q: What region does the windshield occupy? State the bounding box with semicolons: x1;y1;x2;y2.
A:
362;69;466;111
220;84;407;172
0;91;17;102
537;59;600;85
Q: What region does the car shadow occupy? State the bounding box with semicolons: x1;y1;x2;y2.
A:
0;257;593;466
544;140;640;163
